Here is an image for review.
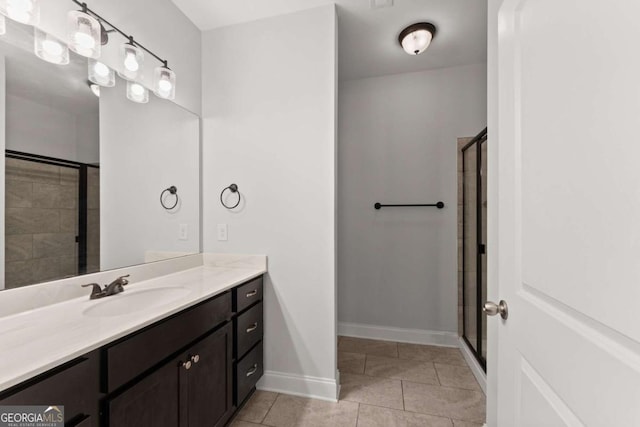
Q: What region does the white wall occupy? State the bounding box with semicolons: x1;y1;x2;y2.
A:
6;94;99;163
100;85;200;271
338;63;487;336
202;5;338;400
38;0;201;115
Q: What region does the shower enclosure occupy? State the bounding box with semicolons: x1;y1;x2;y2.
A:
460;128;488;369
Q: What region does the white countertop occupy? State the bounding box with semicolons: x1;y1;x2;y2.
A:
0;263;266;392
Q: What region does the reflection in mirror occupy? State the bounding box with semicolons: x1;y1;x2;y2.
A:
0;19;200;290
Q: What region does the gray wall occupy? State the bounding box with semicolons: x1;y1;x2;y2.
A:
338;63;487;334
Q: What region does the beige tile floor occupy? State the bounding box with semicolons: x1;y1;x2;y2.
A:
229;337;485;427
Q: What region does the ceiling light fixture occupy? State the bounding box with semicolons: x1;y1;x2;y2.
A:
398;22;436;56
88;58;115;87
126;80;148;104
68;4;101;58
1;0;39;25
118;38;143;81
153;62;175;100
34;28;69;65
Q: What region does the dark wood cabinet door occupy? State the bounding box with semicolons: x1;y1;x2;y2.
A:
107;355;182;427
187;323;233;427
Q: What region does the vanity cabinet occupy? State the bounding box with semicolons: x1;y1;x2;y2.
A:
107;323;233;427
0;353;100;427
233;277;264;405
0;274;264;427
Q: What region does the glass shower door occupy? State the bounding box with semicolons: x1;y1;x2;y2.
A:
461;129;488;369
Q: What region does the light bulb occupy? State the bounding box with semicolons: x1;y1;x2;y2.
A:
88;58;115;87
74;27;96;50
93;61;109;77
124;52;139;72
131;83;144;96
158;79;172;92
42;39;62;56
126;80;148;103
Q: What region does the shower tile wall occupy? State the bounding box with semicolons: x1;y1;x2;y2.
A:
5;159;78;288
86;167;100;274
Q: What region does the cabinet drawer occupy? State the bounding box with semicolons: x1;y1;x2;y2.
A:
236;301;263;359
235;341;263;405
234;276;263;313
0;353;99;426
105;292;231;392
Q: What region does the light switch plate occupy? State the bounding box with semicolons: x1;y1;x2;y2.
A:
217;224;228;241
179;223;188;240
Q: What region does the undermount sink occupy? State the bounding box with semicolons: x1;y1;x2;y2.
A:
82;287;192;317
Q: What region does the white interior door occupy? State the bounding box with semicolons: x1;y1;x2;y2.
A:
494;0;640;425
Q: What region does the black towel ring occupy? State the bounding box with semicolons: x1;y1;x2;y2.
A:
160;186;179;210
220;183;241;209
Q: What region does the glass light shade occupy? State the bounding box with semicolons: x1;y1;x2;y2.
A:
401;29;433;55
0;14;6;35
153;66;175;100
34;28;69;65
90;83;100;97
1;0;39;25
88;59;115;87
68;10;101;59
126;81;148;104
118;43;143;81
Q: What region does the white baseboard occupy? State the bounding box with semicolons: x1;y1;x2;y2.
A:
338;322;459;347
458;337;487;394
257;370;338;402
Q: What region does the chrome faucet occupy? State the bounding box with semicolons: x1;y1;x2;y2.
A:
82;275;130;300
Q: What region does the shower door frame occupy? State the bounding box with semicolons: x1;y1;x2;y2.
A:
5;150;99;275
461;127;488;371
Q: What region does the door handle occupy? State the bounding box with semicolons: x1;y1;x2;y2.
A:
483;300;508;320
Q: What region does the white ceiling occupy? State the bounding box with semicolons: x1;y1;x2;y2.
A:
171;0;487;80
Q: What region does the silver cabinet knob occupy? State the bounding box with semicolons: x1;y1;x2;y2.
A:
182;360;192;370
246;290;258;298
246;322;258;333
483;300;508;320
191;354;200;364
246;363;258;377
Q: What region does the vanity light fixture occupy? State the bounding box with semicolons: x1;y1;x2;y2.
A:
0;0;39;25
69;0;176;102
68;4;101;58
118;38;143;81
126;80;148;104
34;28;69;65
398;22;436;56
153;62;175;100
88;59;115;87
89;81;100;97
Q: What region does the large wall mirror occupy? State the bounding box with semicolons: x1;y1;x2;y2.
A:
1;19;200;290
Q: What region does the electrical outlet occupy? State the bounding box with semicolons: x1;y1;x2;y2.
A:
179;223;188;240
217;224;228;241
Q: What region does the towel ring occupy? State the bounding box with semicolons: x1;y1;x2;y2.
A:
220;183;241;209
160;186;179;210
